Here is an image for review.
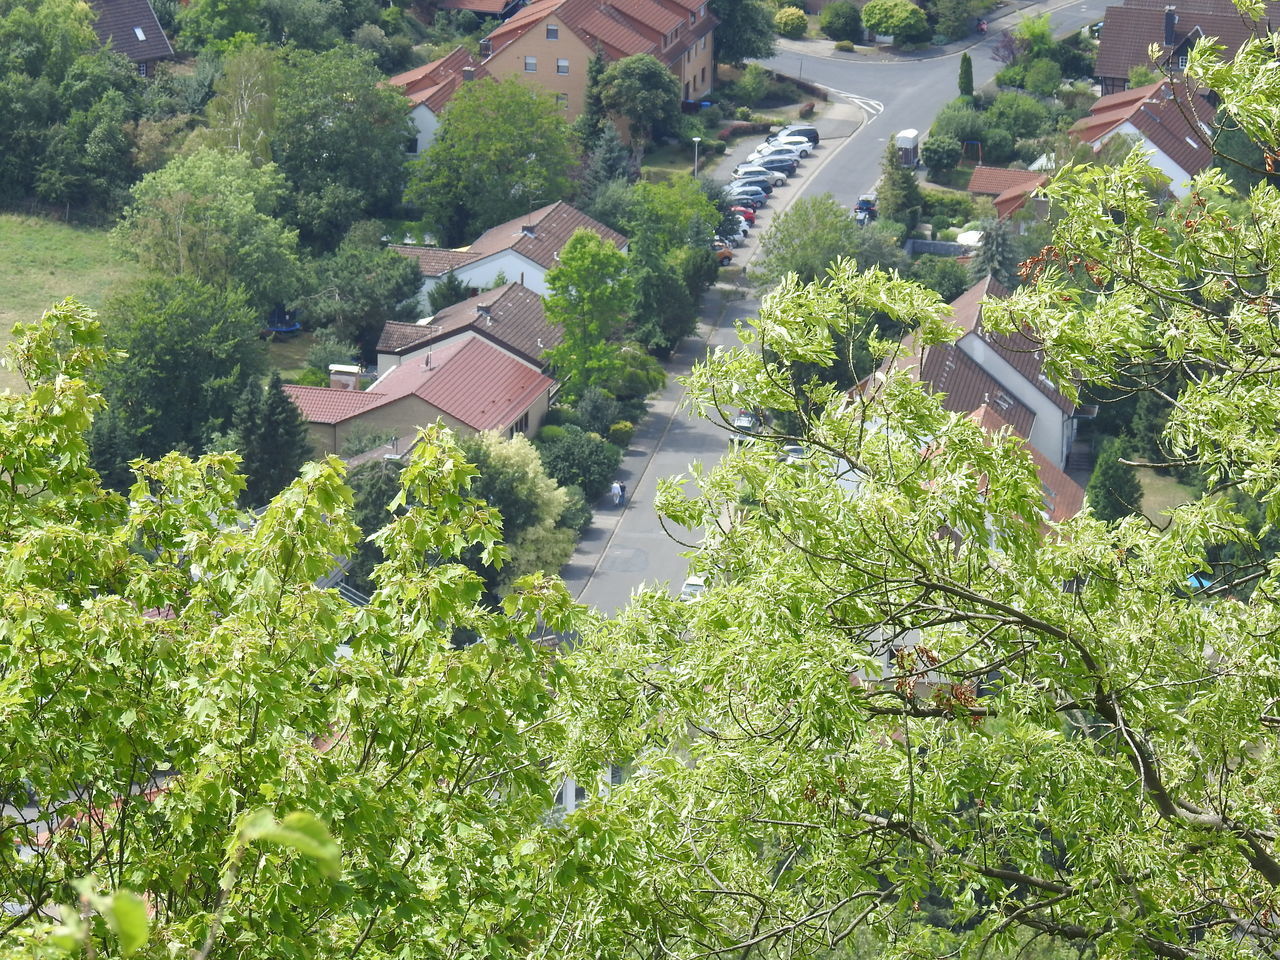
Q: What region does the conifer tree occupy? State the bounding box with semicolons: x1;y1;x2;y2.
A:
1086;435;1144;523
572;48;610;150
234;371;312;506
959;51;974;97
876;141;923;227
970;217;1019;287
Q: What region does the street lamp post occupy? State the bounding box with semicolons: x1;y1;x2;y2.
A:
692;136;701;177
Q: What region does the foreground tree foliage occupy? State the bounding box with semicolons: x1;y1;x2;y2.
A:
0;304;654;958
556;35;1280;960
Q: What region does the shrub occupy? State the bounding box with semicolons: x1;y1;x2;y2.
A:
834;40;856;51
798;101;816;118
774;6;808;38
558;484;593;533
608;420;635;447
987;90;1051;138
536;424;566;443
288;368;328;387
921;135;962;178
931;103;986;145
536;424;622;502
1023;57;1063;96
820;0;863;41
306;336;357;373
982;127;1015;163
712;139;727;153
775;0;805;7
736;106;754;121
574;387;622;436
735;63;770;106
862;0;930;44
921;186;974;222
995;64;1026;88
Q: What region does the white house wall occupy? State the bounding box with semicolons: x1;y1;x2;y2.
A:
409;104;439;155
417;251;550;311
957;333;1073;468
1113;121;1194;198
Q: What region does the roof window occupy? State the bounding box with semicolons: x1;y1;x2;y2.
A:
133;26;146;40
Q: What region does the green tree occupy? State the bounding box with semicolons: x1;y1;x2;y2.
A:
175;0;264;51
345;454;404;591
543;228;634;398
1086;435;1144;522
572;47;609;150
298;230;423;359
1012;11;1055;58
536;423;621;501
1024;57;1063;95
426;270;469;313
958;50;974;96
820;0;863;41
909;252;971;300
406;76;575;247
184;44;279;163
861;0;929;44
231;369;312;506
921;133;962;178
459;430;577;594
934;0;977;41
986;89;1051;138
753;193;860;290
707;0;776;65
773;5;807;38
273;45;414;248
95;274;266;464
598;53;681;161
876;140;923;226
970;216;1019;286
113;148;303;309
1128;63;1162;86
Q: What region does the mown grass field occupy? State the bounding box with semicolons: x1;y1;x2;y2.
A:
0;214;141;393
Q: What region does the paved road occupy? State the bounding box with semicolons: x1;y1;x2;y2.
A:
564;0;1113;614
762;0;1113;206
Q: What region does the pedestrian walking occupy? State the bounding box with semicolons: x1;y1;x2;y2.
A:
619;481;627;505
610;481;622;506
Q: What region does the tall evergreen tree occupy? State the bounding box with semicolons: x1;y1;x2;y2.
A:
426;271;469;313
875;141;923;227
572;48;610;150
958;51;974;97
234;371;312;506
970;217;1020;287
1086;436;1144;523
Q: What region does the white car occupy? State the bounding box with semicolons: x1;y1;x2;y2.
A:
764;134;814;155
730;163;788;185
747;144;804;164
678;575;707;602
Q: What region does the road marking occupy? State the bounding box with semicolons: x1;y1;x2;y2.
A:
819;87;885;116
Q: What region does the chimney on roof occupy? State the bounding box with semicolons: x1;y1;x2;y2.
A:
328;363;361;390
1164;6;1177;46
521;224;537;238
479;38;492;57
462;66;476;82
477;304;493;325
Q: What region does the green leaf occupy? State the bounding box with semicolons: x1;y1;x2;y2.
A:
107;890;149;956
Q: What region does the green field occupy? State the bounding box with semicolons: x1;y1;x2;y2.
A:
0;214;142;393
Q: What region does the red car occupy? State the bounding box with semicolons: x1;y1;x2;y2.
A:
731;205;756;224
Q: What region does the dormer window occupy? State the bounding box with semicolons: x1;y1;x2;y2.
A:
689;10;695;22
133;25;146;40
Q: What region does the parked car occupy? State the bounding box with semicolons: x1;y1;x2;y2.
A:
730;195;765;211
774;123;820;145
731;408;762;432
678;575;707;602
730;176;773;195
747;144;803;164
711;239;734;265
731;205;756;224
754;155;799;176
731;163;788;185
763;134;813;156
728;186;767;205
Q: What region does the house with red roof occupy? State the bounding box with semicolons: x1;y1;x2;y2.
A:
284;336;555;455
376;282;560;377
1068;79;1215;197
1095;0;1280;94
966;165;1049;220
387;47;491;154
392;200;627;304
86;0;174;77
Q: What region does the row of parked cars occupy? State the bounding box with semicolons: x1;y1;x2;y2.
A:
710;124;821;264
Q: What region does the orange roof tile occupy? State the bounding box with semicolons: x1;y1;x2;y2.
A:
966;165;1047;196
971;405;1085;523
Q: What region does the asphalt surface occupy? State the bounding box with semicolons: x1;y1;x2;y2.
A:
561;0;1113;614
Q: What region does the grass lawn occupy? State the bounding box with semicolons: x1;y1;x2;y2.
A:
0;214;142;394
266;331;318;380
1139;470;1198;524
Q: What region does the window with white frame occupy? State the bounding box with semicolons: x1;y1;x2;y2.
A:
556;57;569;73
524;55;537;71
546;22;558;39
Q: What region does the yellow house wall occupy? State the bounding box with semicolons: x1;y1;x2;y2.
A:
675;31;715;100
486;14;593;118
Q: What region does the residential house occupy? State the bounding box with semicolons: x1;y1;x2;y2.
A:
966;165;1049;220
375;281;561;377
969;405;1085;524
85;0;173;77
882;276;1090;472
284;336;554;455
1095;0;1280;94
388;47;490;154
392;200;627;305
472;0;716;119
1068;79;1215;197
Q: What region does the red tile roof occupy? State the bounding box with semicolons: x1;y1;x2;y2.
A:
993;177;1047;219
376;282;560;367
389;245;480;277
966;165;1046;196
971;405;1085;523
438;0;508;11
1095;0;1280;83
1070;79;1215;179
388;46;489;113
286;338;552;432
464;200;627;268
920;342;1038;438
